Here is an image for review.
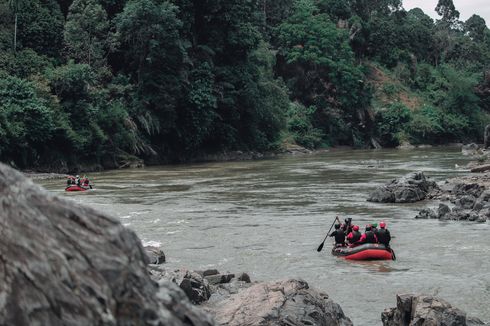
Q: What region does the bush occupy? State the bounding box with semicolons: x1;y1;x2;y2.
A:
0;75;55;165
375;102;412;146
286;103;325;149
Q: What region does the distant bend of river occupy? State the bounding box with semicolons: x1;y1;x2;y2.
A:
39;148;490;325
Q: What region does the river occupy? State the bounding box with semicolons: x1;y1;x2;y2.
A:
38;147;490;325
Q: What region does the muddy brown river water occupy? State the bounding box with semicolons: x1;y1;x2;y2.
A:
39;147;490;325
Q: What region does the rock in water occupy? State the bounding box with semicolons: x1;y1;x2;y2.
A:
382;294;486;326
462;143;480;156
368;172;438;203
204;279;353;326
414;208;437;219
145;245;166;264
0;163;214;326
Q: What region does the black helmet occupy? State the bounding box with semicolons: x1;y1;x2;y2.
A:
365;225;372;231
334;224;341;229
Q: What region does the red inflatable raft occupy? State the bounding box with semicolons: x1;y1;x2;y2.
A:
65;185;91;192
332;243;394;260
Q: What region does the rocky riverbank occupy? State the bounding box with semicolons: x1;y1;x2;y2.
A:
367;167;490;223
382;294;486;326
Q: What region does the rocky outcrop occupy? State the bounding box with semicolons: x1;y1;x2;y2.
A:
148;267;253;306
382;294;486;326
204;279;353;326
414;208;437;219
414;182;489;223
145;246;166;264
149;267;212;304
0;163;214;326
368;172;438;203
471;164;490;173
462;143;480;156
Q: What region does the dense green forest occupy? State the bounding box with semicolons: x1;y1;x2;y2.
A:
0;0;489;170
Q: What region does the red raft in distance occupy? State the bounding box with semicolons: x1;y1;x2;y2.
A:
332;243;394;260
65;185;91;192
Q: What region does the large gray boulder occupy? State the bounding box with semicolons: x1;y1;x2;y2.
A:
204;279;353;326
382;294;486;326
0;163;214;326
368;172;438;203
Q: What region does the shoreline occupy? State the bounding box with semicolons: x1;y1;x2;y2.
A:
21;142;465;176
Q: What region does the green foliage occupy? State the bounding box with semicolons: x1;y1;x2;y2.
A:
0;48;53;78
0;74;55;165
64;0;111;69
276;0;371;146
375;102;411;146
0;0;489;169
435;0;460;25
465;15;487;42
16;0;64;57
286;102;324;148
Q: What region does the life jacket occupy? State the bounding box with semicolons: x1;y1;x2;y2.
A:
376;228;391;245
348;230;361;243
364;230;376;244
332;230;345;244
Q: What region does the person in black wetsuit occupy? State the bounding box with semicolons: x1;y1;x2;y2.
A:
375;221;391;247
330;224;346;247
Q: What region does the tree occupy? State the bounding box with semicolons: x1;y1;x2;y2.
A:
276;0;371;145
7;0;26;52
116;0;184;139
15;0;64;57
435;0;460;25
64;0;111;68
0;74;56;165
403;8;434;63
465;15;487;42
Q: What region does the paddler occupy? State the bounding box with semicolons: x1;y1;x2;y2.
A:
329;224;346;247
356;224;378;244
375;221;391;247
346;225;361;245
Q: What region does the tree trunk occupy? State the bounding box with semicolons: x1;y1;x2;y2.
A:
13;12;17;53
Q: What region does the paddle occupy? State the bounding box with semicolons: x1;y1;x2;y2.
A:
390;248;396;260
317;216;340;252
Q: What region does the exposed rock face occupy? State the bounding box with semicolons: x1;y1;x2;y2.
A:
145;245;166;264
414;208;437;219
149;267;212;304
204;279;353;326
368;172;438;203
415;182;489;223
462;143;480;156
382;294;486;326
438;203;451;219
453;183;485;198
0;163;214;326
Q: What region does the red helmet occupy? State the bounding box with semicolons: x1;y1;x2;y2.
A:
353;225;359;231
380;221;386;228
